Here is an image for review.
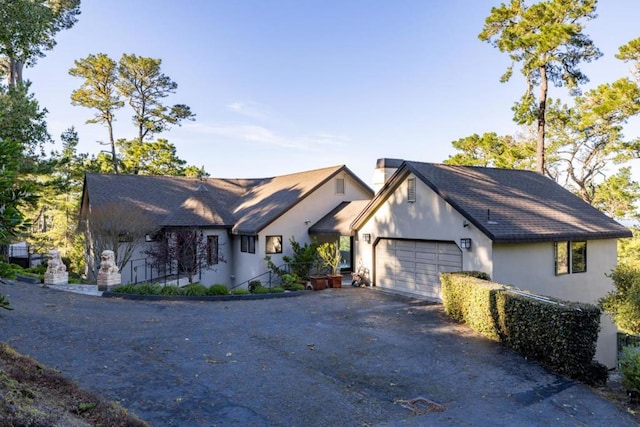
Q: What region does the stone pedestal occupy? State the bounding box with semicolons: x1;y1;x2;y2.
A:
44;250;68;286
97;250;121;291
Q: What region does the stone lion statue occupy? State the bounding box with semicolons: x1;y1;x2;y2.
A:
46;250;66;273
99;250;119;274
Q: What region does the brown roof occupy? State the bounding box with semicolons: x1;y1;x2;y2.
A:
353;162;631;243
309;200;371;236
81;165;373;234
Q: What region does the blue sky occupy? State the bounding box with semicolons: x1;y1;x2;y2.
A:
26;0;640;185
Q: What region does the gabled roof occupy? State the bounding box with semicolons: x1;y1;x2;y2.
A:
81;165;372;235
231;165;370;234
309;200;371;236
353;161;631;243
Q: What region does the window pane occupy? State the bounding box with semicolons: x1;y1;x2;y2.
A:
241;235;248;253
555;241;569;275
336;178;345;195
571;241;587;273
207;235;219;264
408;178;416;203
266;235;282;254
248;236;256;254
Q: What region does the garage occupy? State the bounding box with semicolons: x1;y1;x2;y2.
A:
374;239;462;300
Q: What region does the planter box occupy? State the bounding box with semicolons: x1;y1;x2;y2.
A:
328;274;342;288
309;276;327;291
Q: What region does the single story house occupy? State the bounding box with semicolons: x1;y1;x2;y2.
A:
79;165;374;287
351;159;632;367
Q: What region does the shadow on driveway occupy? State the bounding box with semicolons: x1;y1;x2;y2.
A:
0;281;635;426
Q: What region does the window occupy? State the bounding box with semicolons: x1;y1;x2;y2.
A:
266;235;282;254
207;235;219;264
241;235;256;254
555;241;587;275
407;178;416;203
336;177;345;195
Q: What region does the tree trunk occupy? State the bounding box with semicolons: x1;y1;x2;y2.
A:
7;58;24;87
107;119;119;174
536;65;548;174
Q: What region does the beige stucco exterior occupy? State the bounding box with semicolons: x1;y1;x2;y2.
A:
232;172;372;287
357;172;622;368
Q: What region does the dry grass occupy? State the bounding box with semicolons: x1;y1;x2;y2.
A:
0;342;147;426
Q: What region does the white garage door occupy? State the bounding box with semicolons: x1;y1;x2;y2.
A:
375;239;462;300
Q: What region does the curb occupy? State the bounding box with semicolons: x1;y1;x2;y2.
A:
101;289;313;302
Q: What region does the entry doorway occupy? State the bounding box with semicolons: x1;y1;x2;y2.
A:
339;235;353;272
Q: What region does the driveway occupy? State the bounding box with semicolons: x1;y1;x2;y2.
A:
0;280;634;426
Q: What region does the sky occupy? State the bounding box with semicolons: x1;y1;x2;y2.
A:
25;0;640;186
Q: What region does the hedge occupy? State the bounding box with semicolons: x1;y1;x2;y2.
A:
441;273;603;382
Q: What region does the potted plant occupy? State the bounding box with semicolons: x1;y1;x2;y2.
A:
318;241;342;288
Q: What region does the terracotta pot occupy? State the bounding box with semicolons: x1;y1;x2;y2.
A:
309;276;327;291
328;274;342;288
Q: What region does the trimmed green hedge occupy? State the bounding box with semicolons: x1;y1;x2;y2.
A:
441;273;602;381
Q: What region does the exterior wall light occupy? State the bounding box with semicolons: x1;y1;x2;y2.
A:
363;233;371;243
460;238;472;249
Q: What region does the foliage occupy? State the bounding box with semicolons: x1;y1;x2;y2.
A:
441;273;601;381
620;346;640;395
159;285;181;296
0;0;81;86
269;287;285;294
248;280;262;293
456;270;492;281
231;288;250;295
280;273;300;289
208;284;229;296
290;283;305;291
599;264;640;334
318;241;341;275
69;52;196;175
252;285;270;295
0;293;13;310
479;0;601;173
619;227;640;269
0;261;25;279
281;237;320;279
69;53;122;173
444;132;535;170
181;283;208;296
591;167;640;220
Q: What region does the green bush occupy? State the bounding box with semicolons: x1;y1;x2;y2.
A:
600;264;640;334
231;288;250;295
290;283;305;291
456;270;491;281
248;280;262;293
620;346;640;395
208;284;230;295
0;262;24;279
182;283;209;296
24;266;47;275
159;285;182;296
282;237;320;279
269;286;285;293
280;273;300;289
441;273;601;380
252;286;270;294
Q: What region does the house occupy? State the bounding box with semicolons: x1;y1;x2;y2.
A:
79;165;373;287
351;159;632;368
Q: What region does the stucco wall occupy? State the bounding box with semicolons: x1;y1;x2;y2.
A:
356;173;494;281
232;172;372;287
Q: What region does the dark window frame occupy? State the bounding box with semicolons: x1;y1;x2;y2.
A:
207;235;219;264
554;241;587;275
407;178;416;203
241;235;256;254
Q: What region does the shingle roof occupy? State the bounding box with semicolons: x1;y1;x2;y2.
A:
82;165;371;234
231;165;355;234
354;161;631;243
309;200;371;236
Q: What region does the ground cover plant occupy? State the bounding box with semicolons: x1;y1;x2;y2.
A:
0;342;147;426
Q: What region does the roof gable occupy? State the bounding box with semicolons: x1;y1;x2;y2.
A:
354;161;631;243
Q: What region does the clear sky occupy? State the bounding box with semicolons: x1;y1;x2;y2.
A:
25;0;640;185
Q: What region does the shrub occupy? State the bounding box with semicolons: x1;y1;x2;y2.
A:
25;266;47;275
282;237;320;279
290;283;305;291
600;265;640;334
248;280;262;293
441;273;601;380
0;262;24;279
456;270;491;281
269;286;285;293
231;288;250;295
182;283;209;296
280;273;300;289
133;284;162;295
208;284;230;295
112;284;138;294
620;346;640;395
159;285;182;296
252;286;270;294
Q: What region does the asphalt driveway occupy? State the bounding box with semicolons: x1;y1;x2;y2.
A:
0;280;635;426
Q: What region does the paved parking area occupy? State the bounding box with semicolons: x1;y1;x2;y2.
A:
0;280;635;426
